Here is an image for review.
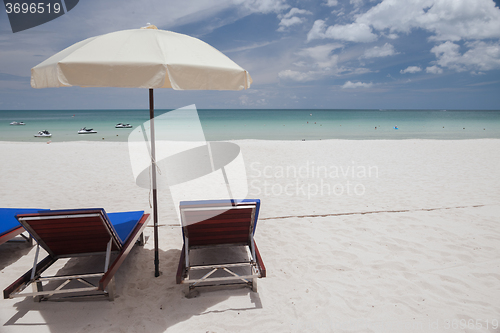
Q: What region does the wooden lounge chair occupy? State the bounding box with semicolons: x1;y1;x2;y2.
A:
3;208;149;301
176;199;266;293
0;208;48;246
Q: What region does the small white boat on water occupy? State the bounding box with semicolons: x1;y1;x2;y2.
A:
78;127;97;134
115;123;132;128
34;130;52;137
10;121;25;125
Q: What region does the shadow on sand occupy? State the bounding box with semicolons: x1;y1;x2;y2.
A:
2;239;263;332
0;239;33;272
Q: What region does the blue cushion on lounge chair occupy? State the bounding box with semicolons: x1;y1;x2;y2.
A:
21;208;145;246
108;210;145;245
0;208;48;237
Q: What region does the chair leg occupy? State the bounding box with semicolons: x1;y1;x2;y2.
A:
32;281;43;302
183;284;199;298
183;284;190;296
252;278;258;292
137;232;145;246
107;277;116;301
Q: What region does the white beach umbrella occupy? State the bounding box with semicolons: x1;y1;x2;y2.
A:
31;25;252;277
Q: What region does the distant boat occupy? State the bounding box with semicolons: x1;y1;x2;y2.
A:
78;127;97;134
115;123;133;128
10;121;25;125
34;130;52;137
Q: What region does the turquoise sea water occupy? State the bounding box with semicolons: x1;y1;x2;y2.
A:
1;109;499;142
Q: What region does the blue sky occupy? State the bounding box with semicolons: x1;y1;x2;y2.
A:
1;0;500;110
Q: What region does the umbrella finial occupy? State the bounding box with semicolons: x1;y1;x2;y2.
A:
141;23;158;30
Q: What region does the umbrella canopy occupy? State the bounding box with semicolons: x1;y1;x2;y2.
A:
31;27;252;90
30;25;252;277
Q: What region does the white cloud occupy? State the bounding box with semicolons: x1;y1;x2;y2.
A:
350;0;364;7
278;7;312;31
282;7;312;18
239;95;250;105
278;69;320;82
326;23;377;43
426;65;444;74
430;41;462;70
278;39;378;83
307;20;377;43
233;0;289;14
278;17;304;31
325;0;338;6
308;0;500;64
431;40;500;72
342;81;373;89
420;0;500;42
351;67;373;75
278;43;349;82
47;0;242;39
357;0;500;42
362;43;398;58
223;41;276;53
296;44;343;69
293;61;308;67
307;20;328;41
278;66;368;82
400;66;423;74
385;33;399;40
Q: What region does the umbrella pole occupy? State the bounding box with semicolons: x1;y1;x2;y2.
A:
149;88;160;277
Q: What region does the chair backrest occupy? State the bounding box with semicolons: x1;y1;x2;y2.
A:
180;200;260;248
16;209;121;257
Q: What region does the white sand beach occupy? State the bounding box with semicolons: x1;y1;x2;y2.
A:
1;139;499;333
